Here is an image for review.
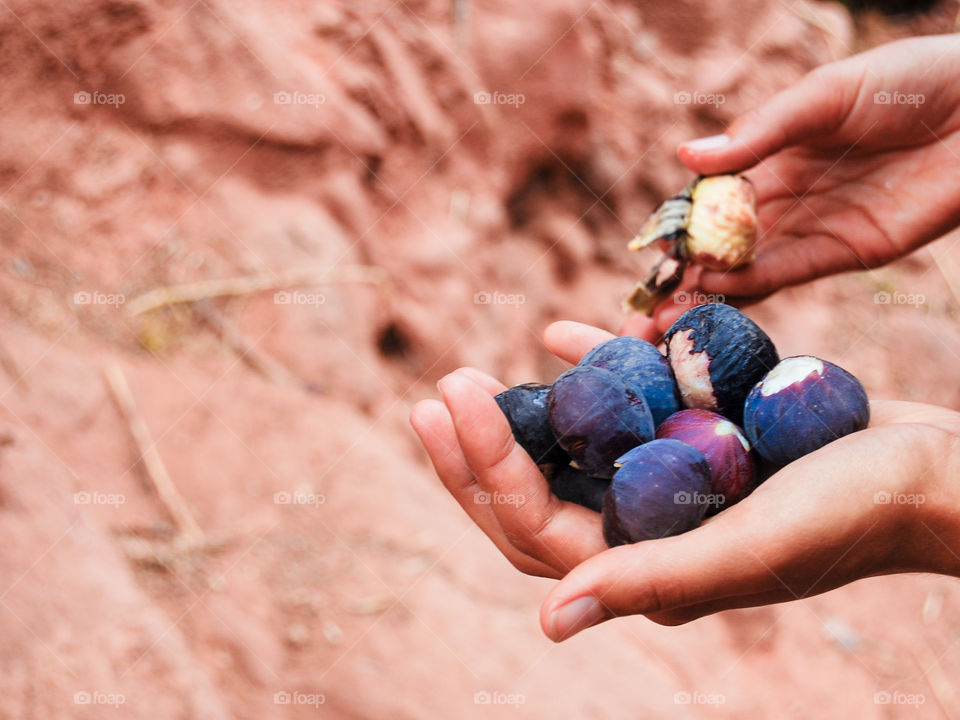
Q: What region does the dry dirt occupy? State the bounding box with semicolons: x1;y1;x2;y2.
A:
1;1;960;718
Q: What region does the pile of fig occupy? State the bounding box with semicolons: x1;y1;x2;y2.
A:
494;303;870;547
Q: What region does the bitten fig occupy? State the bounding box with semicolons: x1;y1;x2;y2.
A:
579;336;681;427
602;438;711;547
494;383;569;466
743;355;870;466
665;303;779;425
547;465;609;513
547;366;655;479
655;409;756;513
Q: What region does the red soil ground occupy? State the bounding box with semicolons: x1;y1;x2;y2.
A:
1;1;960;717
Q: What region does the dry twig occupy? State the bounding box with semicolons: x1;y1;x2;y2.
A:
192;300;307;389
126;264;386;316
103;362;204;544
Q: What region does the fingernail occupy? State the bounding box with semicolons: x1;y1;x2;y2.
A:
548;596;605;642
682;134;730;152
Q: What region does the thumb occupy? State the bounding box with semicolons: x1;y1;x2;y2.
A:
677;63;860;175
538;519;780;641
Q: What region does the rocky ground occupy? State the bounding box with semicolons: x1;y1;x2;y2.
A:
1;0;960;717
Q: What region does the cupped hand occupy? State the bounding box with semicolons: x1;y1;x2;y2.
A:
539;399;960;640
627;34;960;340
410;321;617;579
412;321;960;641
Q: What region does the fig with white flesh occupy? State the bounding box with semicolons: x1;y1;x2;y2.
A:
625;174;757;314
684;175;758;270
743;356;870;466
665;303;779;426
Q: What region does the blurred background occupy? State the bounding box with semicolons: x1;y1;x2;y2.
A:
2;0;960;717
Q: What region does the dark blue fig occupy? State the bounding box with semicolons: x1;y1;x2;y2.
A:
547;465;609;513
655;408;756;513
579;336;681;427
602;439;711;546
665;303;778;425
743;355;869;466
494;383;570;466
547;366;655;479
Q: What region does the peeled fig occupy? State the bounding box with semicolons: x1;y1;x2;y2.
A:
743;355;870;466
665;303;779;425
684;175;758;270
655;409;756;513
625;175;757;313
495;383;570;466
547;366;655;479
602;439;711;546
579;336;681;427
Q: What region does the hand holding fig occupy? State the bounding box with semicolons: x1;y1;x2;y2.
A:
411;322;960;643
539;400;960;639
627;35;960;340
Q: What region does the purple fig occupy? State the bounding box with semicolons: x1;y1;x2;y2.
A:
547;465;609;513
665;303;778;425
602;439;711;546
655;409;756;513
547;366;655;479
743;355;869;466
579;336;681;427
494;383;569;466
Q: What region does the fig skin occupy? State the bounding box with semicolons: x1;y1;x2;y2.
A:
602;439;711;547
494;383;570;466
655;409;756;513
665;303;779;426
743;356;870;466
546;465;609;513
579;336;681;427
547;366;655;479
